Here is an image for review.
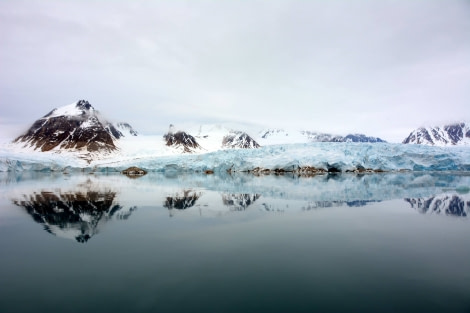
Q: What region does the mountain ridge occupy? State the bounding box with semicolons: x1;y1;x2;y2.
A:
403;122;470;146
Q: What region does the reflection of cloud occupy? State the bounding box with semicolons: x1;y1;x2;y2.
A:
405;194;470;217
222;193;260;211
12;185;136;243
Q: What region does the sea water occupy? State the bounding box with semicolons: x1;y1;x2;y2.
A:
0;172;469;313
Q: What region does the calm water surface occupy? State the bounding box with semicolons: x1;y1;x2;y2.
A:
0;172;469;313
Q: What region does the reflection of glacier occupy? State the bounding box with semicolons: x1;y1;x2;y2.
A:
405;194;470;217
222;193;260;211
12;182;136;243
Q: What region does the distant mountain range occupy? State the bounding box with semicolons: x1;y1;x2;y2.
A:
10;100;470;161
258;129;386;145
403;122;470;146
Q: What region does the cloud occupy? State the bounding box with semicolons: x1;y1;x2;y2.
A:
1;0;469;142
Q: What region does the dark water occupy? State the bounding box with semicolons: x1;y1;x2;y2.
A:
0;172;469;313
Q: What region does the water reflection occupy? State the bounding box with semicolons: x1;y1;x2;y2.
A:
301;200;381;211
405;195;470;217
222;193;260;211
5;172;470;244
164;190;202;216
12;180;136;243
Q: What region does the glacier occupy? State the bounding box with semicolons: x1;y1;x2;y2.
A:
1;142;469;173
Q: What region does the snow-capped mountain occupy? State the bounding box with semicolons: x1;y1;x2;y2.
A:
403;122;470;146
258;129;386;145
405;194;470;217
222;131;260;149
13;100;137;155
163;124;202;153
193;124;260;150
12;185;136;242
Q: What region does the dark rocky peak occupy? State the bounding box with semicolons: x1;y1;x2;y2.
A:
222;131;260;149
13;100;120;154
43;100;95;119
163;124;201;153
76;99;93;111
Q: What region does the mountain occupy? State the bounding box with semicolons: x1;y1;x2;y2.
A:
258;129;386;145
163;124;201;153
13;100;136;154
403;122;470;146
192;124;260;150
222;131;260;149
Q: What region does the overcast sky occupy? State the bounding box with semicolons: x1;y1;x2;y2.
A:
1;0;469;142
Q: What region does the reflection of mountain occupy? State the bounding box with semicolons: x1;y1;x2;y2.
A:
12;185;136;243
300;200;381;211
405;194;470;217
164;190;201;214
222;193;260;211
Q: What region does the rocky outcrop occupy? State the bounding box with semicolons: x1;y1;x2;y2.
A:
122;166;147;177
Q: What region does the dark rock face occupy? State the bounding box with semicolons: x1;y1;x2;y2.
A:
403;122;469;145
222;131;260;149
14;100;121;153
163;131;201;153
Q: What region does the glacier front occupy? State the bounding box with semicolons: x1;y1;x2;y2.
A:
1;142;469;173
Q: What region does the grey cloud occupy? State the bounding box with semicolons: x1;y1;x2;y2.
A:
1;0;469;142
